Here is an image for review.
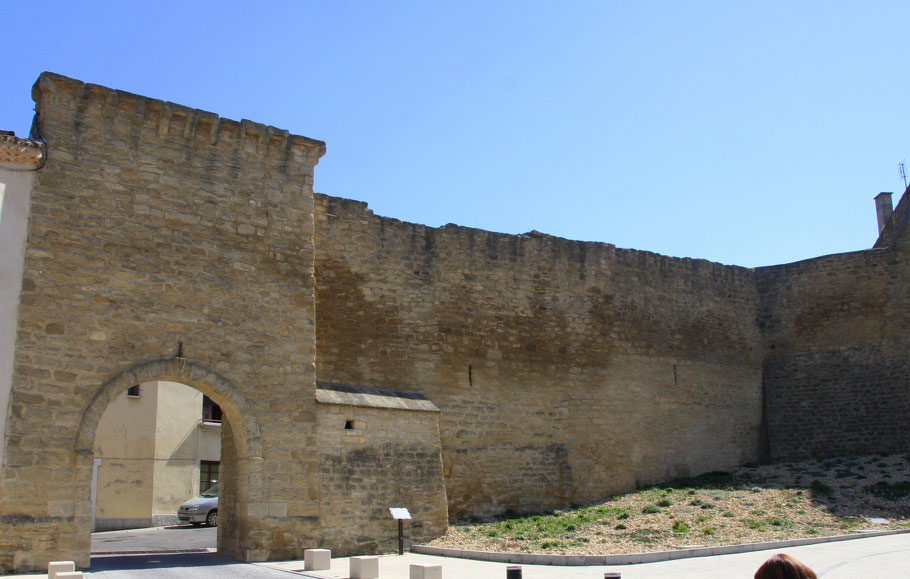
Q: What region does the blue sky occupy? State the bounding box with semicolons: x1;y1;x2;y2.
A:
4;1;909;267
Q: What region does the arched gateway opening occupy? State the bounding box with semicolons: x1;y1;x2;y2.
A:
74;359;262;563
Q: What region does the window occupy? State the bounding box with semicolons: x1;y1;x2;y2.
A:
202;395;222;422
126;385;141;397
200;461;219;493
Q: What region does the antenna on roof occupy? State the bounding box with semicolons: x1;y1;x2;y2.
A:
900;161;908;189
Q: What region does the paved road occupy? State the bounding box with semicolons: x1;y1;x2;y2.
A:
91;525;216;554
4;529;909;577
90;553;298;578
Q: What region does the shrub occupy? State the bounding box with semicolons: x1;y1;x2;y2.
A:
642;505;661;514
702;527;715;535
672;521;690;533
656;498;673;507
614;523;627;530
540;540;562;549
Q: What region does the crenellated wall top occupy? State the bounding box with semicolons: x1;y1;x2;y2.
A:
31;72;326;167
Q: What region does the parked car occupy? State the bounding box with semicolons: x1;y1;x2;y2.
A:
177;482;218;527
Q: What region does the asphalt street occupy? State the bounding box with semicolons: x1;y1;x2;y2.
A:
89;553;298;578
91;525;216;554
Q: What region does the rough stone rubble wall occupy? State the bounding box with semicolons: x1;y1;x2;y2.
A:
316;402;448;553
314;193;765;519
757;239;910;461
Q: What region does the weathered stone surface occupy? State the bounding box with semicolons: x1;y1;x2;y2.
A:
313;194;765;518
0;73;325;572
4;71;910;573
757;246;910;461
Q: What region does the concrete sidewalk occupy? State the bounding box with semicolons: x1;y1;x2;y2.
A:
260;532;910;578
2;532;908;577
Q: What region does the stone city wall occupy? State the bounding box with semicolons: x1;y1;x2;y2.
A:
0;73;325;571
5;71;910;572
757;241;910;461
314;194;765;519
315;387;448;554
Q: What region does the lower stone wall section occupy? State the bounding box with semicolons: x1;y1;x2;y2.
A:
316;400;448;554
764;347;910;461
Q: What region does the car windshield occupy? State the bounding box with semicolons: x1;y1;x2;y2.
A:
201;482;218;497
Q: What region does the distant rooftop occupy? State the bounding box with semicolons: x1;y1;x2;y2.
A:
0;131;44;170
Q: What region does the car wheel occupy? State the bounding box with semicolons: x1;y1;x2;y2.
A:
206;509;218;527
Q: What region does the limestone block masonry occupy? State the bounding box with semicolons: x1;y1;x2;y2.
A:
0;73;327;571
2;72;910;572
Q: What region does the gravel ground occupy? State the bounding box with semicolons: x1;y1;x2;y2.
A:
427;453;910;555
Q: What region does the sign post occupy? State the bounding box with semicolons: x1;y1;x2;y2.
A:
389;508;412;555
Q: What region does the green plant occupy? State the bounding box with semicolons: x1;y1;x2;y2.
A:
614;523;627;530
702;527;715;535
722;511;735;518
672;521;690;533
656;498;673;507
642;505;661;514
540;540;562;549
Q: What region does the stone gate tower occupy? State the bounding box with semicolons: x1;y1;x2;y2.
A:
0;73;448;572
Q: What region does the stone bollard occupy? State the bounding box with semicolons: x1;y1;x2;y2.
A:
304;548;331;571
506;565;522;578
409;563;442;579
47;561;75;578
350;555;380;579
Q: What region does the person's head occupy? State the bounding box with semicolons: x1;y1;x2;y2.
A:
754;553;817;579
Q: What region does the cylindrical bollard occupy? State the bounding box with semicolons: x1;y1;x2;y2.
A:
506;565;522;578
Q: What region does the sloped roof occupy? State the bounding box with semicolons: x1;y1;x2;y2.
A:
315;382;439;412
0;131;45;170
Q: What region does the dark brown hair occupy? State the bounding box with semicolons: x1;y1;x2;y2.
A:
754;553;817;579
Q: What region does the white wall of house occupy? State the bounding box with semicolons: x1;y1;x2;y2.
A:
0;168;35;476
93;381;221;530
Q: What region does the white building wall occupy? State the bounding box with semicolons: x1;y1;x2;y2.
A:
0;168;35;475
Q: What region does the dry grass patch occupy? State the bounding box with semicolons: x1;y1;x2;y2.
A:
427;453;910;555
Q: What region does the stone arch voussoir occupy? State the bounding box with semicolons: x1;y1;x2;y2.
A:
74;358;262;459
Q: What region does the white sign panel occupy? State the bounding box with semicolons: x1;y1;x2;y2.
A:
389;507;411;520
